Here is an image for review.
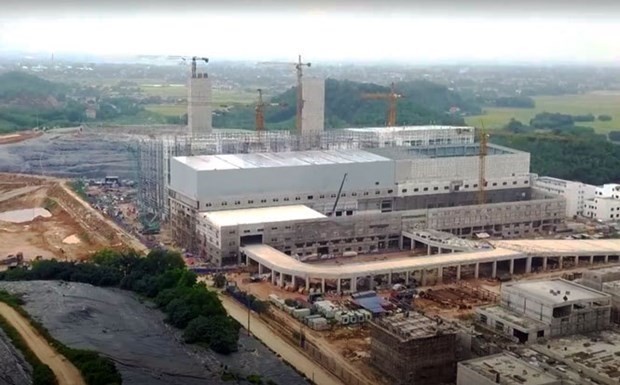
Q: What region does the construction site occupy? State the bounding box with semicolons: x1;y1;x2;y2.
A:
0;172;145;268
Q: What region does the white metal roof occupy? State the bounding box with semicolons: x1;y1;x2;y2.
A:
201;205;326;227
345;125;473;133
174;149;391;171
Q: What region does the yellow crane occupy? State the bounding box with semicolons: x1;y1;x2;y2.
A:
259;55;311;134
255;88;288;132
361;82;403;127
478;121;490;205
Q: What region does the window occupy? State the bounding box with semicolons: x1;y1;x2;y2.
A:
235;201;240;205
346;210;353;216
363;192;369;196
341;193;346;197
375;182;379;185
375;191;380;195
433;187;438;191
492;182;497;186
248;200;254;204
284;198;289;201
295;197;301;201
331;194;337;198
423;187;428;191
206;203;212;207
402;189;408;193
271;227;278;230
272;198;279;202
387;189;393;194
525;180;529;184
464;185;469;188
444;186;449;190
243;230;251;234
222;202;228;206
414;188;419;192
319;195;325;199
352;192;357;196
502;182;507;186
513;181;517;185
307;195;313;200
473;184;478;188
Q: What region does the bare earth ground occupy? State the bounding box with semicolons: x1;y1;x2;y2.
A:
0;281;308;385
0;302;85;385
0;173;146;263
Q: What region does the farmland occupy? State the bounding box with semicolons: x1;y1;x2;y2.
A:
466;92;620;133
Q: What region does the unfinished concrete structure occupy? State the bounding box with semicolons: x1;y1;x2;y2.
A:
370;313;457;385
601;280;620;324
300;77;325;135
477;279;611;343
168;141;565;264
581;265;620;291
457;353;561;385
187;65;212;136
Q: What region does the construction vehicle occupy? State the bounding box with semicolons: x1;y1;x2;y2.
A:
362;82;403;127
259;55;311;134
327;173;348;216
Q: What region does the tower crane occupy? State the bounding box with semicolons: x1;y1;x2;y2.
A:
169;56;209;77
361;82;403;127
478;121;489;205
255;88;288;132
259;55;311;134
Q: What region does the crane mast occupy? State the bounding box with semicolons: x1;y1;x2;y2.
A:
255;89;265;132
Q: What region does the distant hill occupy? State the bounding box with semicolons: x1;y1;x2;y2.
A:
0;71;68;107
213;78;482;130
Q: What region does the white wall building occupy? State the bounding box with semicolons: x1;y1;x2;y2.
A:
584;184;620;221
534;176;596;217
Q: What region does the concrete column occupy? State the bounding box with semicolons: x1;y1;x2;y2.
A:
437;267;443;283
421;270;427;286
605;255;609;264
427;244;431;255
474;263;480;279
509;259;515;275
452;249;456;253
337;279;341;294
542;257;548;271
278;272;283;287
271;270;276;285
559;256;563;269
291;275;296;288
305;277;310;291
258;264;264;275
405;271;410;285
456;265;462;280
438;247;443;255
351;277;357;293
388;272;392;286
491;261;497;278
399;236;404;250
590;255;595;265
411;240;414;250
526;257;532;274
370;275;375;290
321;278;326;293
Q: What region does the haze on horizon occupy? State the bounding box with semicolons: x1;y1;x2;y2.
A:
1;0;620;64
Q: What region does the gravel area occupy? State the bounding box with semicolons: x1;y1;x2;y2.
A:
0;281;307;385
0;328;32;385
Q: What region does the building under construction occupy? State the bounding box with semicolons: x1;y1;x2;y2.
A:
135;125;477;222
370;313;457;385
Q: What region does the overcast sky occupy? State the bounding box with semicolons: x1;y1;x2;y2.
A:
1;0;620;63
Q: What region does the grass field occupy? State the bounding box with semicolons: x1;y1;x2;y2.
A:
466;92;620;133
144;88;258;117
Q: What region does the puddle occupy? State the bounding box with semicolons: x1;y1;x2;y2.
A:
62;234;81;244
0;208;52;223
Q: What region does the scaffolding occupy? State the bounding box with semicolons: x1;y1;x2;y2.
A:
135;126;476;220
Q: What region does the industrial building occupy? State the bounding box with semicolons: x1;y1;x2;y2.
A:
534;176;596;218
168;138;565;265
477;278;611;343
370;313;457;385
584;183;620;221
457;353;562;385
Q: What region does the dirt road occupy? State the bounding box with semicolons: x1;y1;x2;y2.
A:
0;302;85;385
220;295;344;385
59;181;148;253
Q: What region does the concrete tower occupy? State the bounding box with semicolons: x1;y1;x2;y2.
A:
187;61;212;136
300;77;325;135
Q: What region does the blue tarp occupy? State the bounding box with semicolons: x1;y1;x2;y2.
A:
353;295;387;314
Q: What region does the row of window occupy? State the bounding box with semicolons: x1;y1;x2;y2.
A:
201;180;530;208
